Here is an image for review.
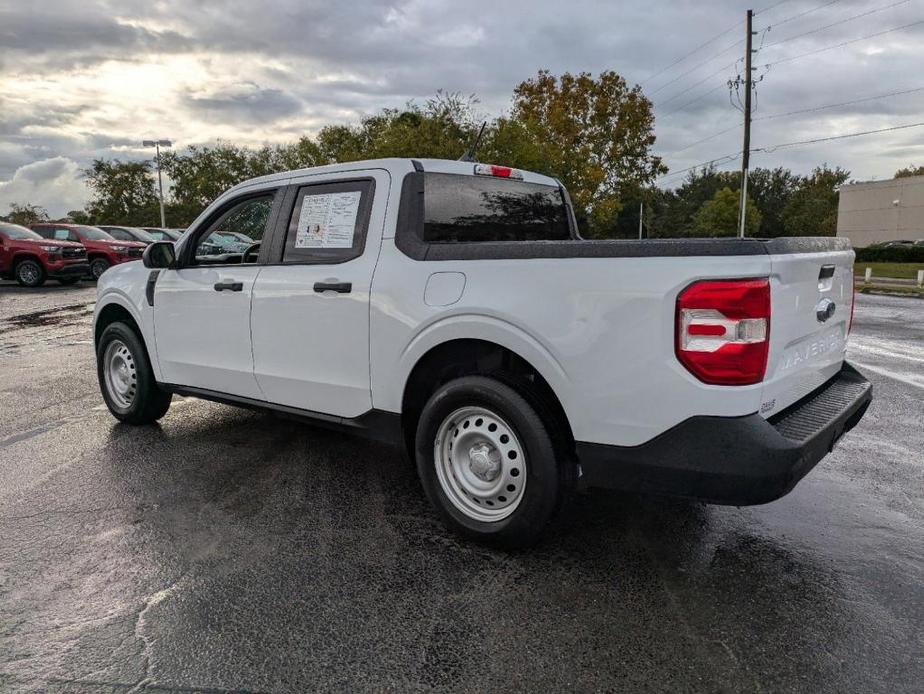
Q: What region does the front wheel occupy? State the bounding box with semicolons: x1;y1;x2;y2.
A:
415;376;561;547
90;258;110;280
15;259;46;287
97;321;172;424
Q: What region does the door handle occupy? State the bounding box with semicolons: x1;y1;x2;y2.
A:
313;282;352;294
214;280;243;292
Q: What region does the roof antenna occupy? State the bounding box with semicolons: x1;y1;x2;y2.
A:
458;121;487;162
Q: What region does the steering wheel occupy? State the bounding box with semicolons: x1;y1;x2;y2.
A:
242;242;261;264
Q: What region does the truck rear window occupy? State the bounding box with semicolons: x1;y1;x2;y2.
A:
423;173;570;243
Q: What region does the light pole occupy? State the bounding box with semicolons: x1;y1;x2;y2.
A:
143;139;172;227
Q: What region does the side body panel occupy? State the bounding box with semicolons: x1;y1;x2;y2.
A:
370;238;773;447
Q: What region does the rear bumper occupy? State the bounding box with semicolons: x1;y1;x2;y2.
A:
575;362;872;505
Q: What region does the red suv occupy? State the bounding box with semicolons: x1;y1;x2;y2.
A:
0;222;89;287
31;223;146;279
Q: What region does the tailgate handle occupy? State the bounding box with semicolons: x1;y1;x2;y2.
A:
818;265;836;280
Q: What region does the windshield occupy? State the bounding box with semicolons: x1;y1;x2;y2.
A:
76;226;114;240
0;223;42;240
148;229;180;241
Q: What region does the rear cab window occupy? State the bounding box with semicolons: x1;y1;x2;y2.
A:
422;172;571;243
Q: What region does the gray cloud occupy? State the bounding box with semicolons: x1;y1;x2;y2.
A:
185;83;304;123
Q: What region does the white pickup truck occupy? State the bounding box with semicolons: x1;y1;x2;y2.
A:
93;158;872;546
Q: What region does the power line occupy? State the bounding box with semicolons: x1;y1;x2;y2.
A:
755;0;794;15
765;0;846;29
754;85;924;121
648;43;741;97
657;152;742;183
764;19;924;67
642;21;742;86
657;61;737;108
754;120;924;152
672;123;742;154
761;0;911;50
659;83;727;118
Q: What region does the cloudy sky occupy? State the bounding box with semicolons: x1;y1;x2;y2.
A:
1;0;922;216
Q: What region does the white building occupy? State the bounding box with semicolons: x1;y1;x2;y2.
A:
836;175;924;247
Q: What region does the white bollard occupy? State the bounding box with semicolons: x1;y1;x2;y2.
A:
918;269;924;288
865;267;872;284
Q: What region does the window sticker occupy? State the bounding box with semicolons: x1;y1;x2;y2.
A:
294;191;361;249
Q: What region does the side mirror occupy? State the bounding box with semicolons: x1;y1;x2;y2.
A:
142;241;176;269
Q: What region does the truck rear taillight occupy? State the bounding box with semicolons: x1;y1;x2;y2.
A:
473;164;524;180
675;279;771;386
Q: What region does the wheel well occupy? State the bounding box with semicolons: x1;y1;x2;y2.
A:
14;253;41;267
95;303;140;348
401;339;575;458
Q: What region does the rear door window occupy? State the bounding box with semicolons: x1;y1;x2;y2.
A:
423;173;570;243
282;179;374;264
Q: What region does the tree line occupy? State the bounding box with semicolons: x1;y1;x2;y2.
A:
2;69;917;238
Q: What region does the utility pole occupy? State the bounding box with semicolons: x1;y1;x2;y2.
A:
638;202;644;239
143;139;172;228
738;9;754;238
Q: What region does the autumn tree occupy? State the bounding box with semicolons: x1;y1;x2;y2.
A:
3;202;49;226
693;187;761;237
782;165;849;237
506;70;666;237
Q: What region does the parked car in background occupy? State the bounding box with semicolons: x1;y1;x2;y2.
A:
92;158;871;546
201;231;252;254
31;223;145;279
142;228;183;242
0;222;88;287
98;226;156;245
214;231;255;246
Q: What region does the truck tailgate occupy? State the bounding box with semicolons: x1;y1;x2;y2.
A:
760;249;855;417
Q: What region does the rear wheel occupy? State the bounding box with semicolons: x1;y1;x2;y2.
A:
415;376;561;547
90;257;110;280
97;321;171;424
15;259;46;287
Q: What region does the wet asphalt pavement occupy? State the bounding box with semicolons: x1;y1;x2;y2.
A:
0;281;922;693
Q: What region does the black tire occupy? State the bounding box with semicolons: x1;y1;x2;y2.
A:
57;277;81;286
90;257;110;280
415;375;561;548
15;258;46;287
96;321;172;424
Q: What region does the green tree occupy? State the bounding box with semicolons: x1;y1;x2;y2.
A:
747;167;801;237
693;187;761;237
504;70;666;237
3;202;49;225
894;164;924;178
84;159;160;225
317;92;479;163
782;165;850;237
159;139;324;225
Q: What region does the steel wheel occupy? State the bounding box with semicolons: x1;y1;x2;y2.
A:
102;339;138;410
433;405;527;522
